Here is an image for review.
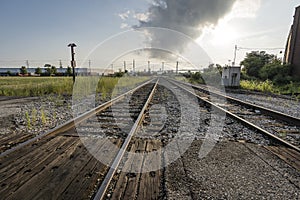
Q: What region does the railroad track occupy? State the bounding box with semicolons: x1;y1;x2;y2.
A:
1;77;299;199
0;78;188;199
0;78;167;199
167;78;300;170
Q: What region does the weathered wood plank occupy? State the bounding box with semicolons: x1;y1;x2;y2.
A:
111;139;146;200
0;137;78;196
0;136;70;181
2;138;82;199
137;140;162;200
60;139;122;199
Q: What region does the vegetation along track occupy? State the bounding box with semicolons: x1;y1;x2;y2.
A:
168;78;300;171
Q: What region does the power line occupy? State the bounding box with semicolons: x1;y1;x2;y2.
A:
237;47;284;51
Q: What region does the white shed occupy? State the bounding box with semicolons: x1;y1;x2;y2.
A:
221;66;241;87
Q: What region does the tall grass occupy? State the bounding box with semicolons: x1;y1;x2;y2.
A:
240;80;300;95
240;80;277;93
0;77;73;96
0;76;150;97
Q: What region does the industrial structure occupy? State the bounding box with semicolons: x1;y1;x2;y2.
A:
284;5;300;76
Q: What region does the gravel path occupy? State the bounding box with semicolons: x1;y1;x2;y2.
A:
0;95;73;138
166;140;300;199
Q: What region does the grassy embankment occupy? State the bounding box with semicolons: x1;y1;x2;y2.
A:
178;73;300;97
240;80;300;96
0;76;150;98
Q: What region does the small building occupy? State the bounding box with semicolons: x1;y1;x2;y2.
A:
221;66;241;87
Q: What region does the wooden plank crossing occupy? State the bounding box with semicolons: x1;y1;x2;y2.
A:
137;140;162;200
0;134;122;199
110;139;162;200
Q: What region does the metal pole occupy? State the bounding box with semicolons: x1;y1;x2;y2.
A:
233;45;237;66
89;60;91;75
133;59;135;74
176;61;179;74
26;60;29;68
68;43;77;83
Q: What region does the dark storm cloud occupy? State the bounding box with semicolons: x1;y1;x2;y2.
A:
134;0;237;59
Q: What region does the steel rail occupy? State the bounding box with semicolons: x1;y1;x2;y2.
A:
0;78;155;158
168;79;300;153
172;79;300;126
93;79;159;200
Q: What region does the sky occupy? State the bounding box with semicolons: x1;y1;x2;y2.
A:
0;0;299;71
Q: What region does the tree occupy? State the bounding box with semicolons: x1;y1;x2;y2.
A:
66;66;72;76
44;64;51;68
44;64;57;76
259;61;292;84
51;66;57;75
35;67;42;75
20;66;27;75
240;51;275;77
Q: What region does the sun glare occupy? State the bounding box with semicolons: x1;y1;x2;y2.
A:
210;21;239;45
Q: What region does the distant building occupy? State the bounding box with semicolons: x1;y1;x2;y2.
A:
221;66;241;87
90;68;114;76
284;5;300;77
0;67;89;76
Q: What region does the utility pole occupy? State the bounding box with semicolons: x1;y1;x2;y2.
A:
25;60;29;68
176;61;179;74
148;61;150;73
59;60;63;68
233;45;237;66
124;61;126;72
88;60;91;75
68;43;77;83
133;59;135;74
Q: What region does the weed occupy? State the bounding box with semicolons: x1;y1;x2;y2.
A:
101;86;107;101
25;111;31;129
31;108;37;125
53;112;57;122
41;109;47;125
279;131;287;139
